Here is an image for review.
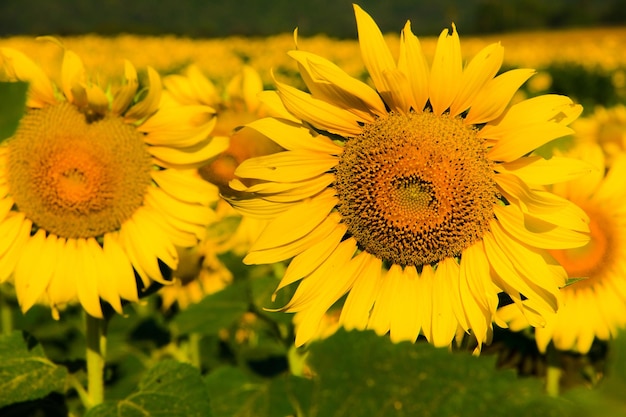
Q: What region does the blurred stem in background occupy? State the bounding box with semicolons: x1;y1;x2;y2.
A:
85;313;108;409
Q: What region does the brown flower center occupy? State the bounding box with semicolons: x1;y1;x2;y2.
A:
334;111;497;266
7;102;153;238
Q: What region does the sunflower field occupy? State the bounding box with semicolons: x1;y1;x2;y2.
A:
1;2;626;417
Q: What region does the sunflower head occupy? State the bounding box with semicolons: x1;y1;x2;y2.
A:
0;42;224;318
499;143;626;354
226;5;591;349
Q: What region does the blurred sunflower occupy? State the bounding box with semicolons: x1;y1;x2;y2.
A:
159;65;283;309
164;64;284;198
572;104;626;166
0;43;225;319
228;5;591;348
160;241;233;311
498;143;626;354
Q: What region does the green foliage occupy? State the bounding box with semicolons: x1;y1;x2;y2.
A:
204;366;312;417
563;334;626;417
304;329;570;417
85;360;211;417
0;331;68;408
0;81;27;143
172;281;250;336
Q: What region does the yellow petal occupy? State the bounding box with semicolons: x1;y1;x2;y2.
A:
227;196;299;220
146;186;214;228
125;66;162;122
257;90;300;122
119;214;175;285
494;204;589;249
488;122;574;162
429;24;462;115
459;242;495;346
75;238;104;318
276;223;346;292
245;117;342;154
353;4;397;101
289;50;385;120
429;258;462;347
149;135;230;169
417;264;435;342
489;222;564;311
276;79;363;136
340;254;382;331
379;68;412;113
285;238;357;313
112;60;139;115
496;172;590;232
465;69;535;125
233;174;334;203
245;212;341;265
388;265;422;343
85;83;109;114
0;215;31;282
234;149;338;183
139;105;216;147
103;232;138;302
14;230;56;313
398;21;429;112
0;47;56;108
292;246;365;345
450;42;503;117
250;189;337;252
61;50;88;107
86;238;123;314
152;169;218;206
495;155;596;185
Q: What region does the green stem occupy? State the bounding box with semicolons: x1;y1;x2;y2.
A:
85;313;108;409
0;289;13;335
545;343;562;397
188;332;202;369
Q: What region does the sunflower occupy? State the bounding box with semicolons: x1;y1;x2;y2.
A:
164;65;282;253
227;5;591;348
159;239;233;311
164;64;283;197
571;104;626;167
157;65;282;308
0;42;226;319
498;143;626;354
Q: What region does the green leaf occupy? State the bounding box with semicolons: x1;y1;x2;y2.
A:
0;331;68;408
204;366;312;417
171;281;249;336
0;81;28;142
564;332;626;417
85;360;211;417
304;329;571;417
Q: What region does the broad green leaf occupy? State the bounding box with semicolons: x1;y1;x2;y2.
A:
304;329;571;417
0;331;68;408
204;366;312;417
0;81;28;142
85;360;211;417
171;281;249;336
564;332;626;417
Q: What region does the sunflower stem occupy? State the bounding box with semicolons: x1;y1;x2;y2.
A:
188;332;202;369
545;343;562;397
85;313;108;409
0;289;13;335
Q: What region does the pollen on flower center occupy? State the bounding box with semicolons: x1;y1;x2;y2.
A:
334;111;497;266
7;102;153;238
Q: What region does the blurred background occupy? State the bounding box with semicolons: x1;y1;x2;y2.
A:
1;0;625;38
